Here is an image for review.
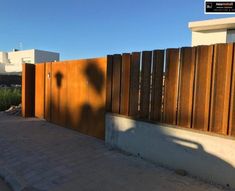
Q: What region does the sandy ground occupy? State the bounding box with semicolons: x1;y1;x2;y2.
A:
0;112;229;191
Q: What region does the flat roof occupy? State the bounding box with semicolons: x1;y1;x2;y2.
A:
189;17;235;31
6;49;59;54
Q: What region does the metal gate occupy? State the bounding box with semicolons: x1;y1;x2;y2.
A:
25;58;107;139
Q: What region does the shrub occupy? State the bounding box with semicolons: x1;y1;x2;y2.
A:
0;87;21;111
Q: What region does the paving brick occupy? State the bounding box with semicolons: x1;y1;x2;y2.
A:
0;113;226;191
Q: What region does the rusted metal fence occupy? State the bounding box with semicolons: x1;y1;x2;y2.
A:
22;43;235;138
22;58;107;139
106;43;235;137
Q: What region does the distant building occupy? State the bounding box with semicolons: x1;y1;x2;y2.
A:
188;17;235;46
0;49;59;74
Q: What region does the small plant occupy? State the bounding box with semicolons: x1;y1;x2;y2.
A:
0;87;21;111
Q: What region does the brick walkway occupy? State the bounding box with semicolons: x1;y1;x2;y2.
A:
0;178;12;191
0;113;225;191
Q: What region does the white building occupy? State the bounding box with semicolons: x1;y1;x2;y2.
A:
188;17;235;46
0;49;59;74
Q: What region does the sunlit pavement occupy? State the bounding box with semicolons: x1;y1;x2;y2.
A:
0;113;226;191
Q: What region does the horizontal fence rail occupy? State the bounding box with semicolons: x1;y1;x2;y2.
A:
106;43;235;137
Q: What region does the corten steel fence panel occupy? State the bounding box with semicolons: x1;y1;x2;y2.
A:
192;45;213;131
228;45;235;136
177;47;196;128
120;53;131;115
209;43;234;135
22;64;35;117
66;60;80;131
229;47;235;136
35;63;45;118
129;52;141;117
139;51;152;119
51;62;67;127
45;62;52;121
163;49;180;125
66;58;107;139
150;50;164;122
106;55;113;112
111;54;122;114
33;58;107;139
85;58;107;138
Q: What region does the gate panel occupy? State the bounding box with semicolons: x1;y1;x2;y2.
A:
85;58;106;139
35;63;45;118
66;58;107;139
51;62;67;127
45;62;52;121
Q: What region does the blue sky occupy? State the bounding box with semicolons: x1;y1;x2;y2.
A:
0;0;233;60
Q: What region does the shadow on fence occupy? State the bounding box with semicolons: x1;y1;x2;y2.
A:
48;59;106;139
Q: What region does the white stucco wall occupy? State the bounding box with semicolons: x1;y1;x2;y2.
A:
0;49;59;73
8;50;35;64
4;64;22;73
106;114;235;189
0;52;8;73
191;29;227;46
0;52;9;63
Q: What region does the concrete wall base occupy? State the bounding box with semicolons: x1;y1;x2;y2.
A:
105;114;235;189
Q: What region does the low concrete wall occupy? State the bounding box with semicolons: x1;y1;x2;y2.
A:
105;114;235;188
